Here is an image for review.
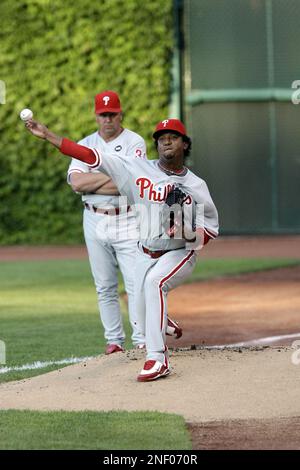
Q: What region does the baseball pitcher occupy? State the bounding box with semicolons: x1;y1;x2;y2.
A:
25;117;219;382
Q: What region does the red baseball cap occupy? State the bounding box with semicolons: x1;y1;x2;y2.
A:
153;119;187;139
95;90;122;114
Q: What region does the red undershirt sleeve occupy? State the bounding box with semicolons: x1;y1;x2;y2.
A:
60;138;97;166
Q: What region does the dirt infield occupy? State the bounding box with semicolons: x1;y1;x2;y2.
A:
1;236;300;449
0;235;300;261
188;416;300;450
167;265;300;348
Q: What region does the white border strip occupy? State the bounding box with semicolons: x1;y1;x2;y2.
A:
0;356;94;375
89;148;101;168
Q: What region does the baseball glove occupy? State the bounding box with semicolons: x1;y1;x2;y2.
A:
161;185;187;238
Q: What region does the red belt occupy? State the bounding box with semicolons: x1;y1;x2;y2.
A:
84;203;131;216
141;245;170;259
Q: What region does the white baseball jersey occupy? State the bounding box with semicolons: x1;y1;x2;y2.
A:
60;137;219;367
67;129;147;207
86;151;219;250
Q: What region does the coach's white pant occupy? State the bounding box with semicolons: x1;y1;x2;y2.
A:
83;208;145;346
135;245;196;363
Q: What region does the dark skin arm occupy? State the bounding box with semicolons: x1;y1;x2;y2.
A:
25;119;62;146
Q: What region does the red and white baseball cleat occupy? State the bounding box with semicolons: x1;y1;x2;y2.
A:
137;358;170;382
135;343;146;350
105;344;124;355
166;317;182;339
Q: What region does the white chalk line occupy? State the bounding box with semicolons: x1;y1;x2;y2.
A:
207;332;300;349
1;332;300;374
0;356;94;375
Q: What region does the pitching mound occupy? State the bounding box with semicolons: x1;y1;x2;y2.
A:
0;347;299;425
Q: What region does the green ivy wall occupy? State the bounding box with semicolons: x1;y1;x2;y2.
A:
0;0;173;244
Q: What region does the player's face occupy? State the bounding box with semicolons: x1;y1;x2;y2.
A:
96;112;123;140
157;132;187;162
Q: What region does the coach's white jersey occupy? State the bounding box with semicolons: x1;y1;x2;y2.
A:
88;150;219;251
67;129;146;207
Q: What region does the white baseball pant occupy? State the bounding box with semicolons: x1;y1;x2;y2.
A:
134;244;197;363
83;208;145;346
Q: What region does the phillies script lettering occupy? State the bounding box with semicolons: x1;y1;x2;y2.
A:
136;177;191;204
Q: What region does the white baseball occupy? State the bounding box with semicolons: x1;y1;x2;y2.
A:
20;108;33;121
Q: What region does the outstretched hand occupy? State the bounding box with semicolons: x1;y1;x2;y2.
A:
25;119;48;139
24;119;62;148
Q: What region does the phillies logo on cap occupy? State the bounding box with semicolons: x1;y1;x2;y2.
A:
95;90;122;114
153;118;187;139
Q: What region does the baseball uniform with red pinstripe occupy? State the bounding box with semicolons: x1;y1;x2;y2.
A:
61;140;219;364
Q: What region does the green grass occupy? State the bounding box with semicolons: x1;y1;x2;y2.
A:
0;260;132;383
0;410;191;450
0;257;299;384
